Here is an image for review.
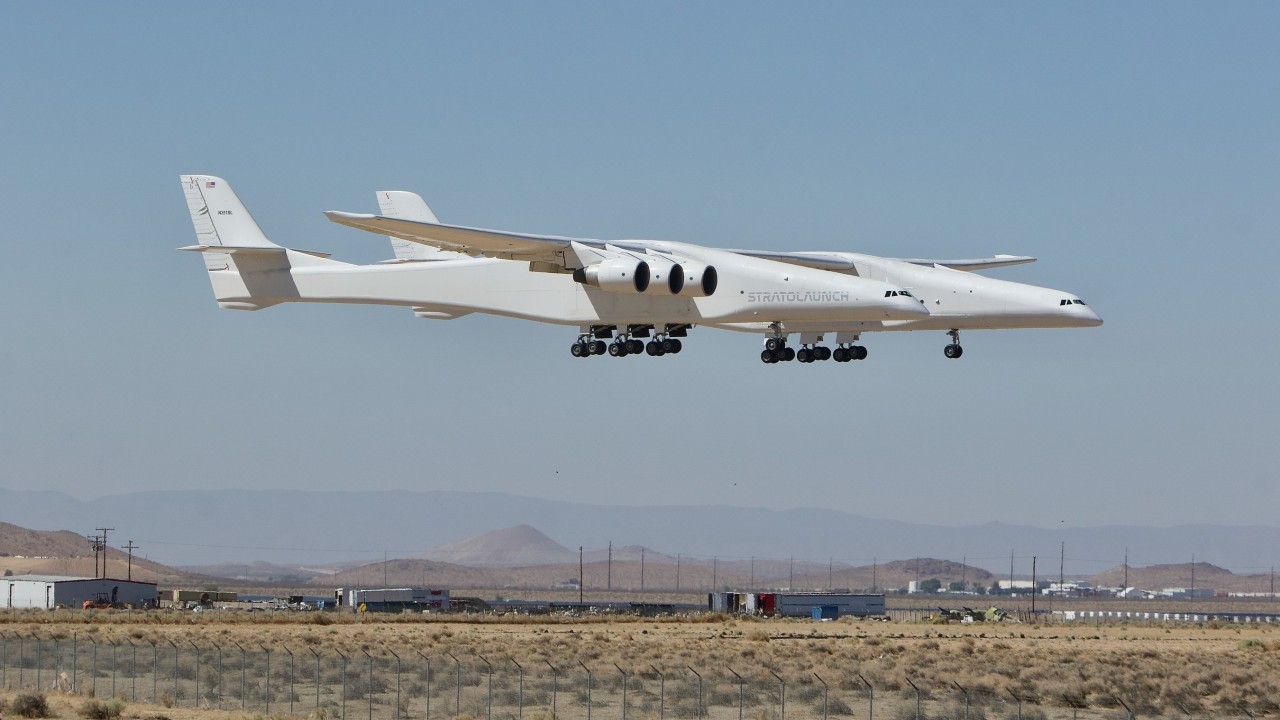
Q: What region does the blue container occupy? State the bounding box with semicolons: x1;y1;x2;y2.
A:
811;605;839;620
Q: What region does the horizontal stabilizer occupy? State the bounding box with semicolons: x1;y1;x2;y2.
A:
180;245;331;258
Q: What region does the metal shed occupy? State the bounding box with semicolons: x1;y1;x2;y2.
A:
2;575;158;609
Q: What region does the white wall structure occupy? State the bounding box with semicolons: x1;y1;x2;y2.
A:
2;576;158;609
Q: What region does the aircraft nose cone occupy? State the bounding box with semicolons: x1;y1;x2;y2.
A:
1083;307;1103;327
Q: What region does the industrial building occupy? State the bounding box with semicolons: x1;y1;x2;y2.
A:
710;591;885;618
2;575;158;609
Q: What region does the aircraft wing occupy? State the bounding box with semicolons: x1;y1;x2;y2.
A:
324;211;583;263
731;249;1035;272
898;254;1036;270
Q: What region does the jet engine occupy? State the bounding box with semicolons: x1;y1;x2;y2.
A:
676;262;718;297
572;257;650;293
644;257;685;294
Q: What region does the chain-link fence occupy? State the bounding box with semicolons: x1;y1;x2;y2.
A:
0;632;1258;719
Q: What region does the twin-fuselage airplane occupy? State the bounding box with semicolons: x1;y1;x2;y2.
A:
180;175;1101;363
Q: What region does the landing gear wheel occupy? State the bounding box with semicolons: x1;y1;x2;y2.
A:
765;337;784;352
628;339;644;354
669;339;683;353
783;347;796;362
816;346;832;361
797;348;813;363
833;348;848;362
592;340;607;355
571;342;587;358
608;342;624;357
646;341;659;356
661;338;676;353
854;345;868;360
944;343;963;359
761;350;777;364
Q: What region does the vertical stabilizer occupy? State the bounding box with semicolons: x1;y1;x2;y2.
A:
376;190;466;261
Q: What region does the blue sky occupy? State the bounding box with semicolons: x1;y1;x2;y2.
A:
1;3;1277;531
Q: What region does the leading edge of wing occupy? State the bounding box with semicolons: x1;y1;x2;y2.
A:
898;254;1037;270
324;211;584;260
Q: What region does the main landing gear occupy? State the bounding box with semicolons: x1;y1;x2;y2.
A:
944;329;964;359
761;332;867;364
571;325;688;358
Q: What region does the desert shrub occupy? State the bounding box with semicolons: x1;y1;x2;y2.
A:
9;693;52;718
79;698;125;720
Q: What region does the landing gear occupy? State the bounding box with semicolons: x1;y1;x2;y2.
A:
944;329;964;359
833;345;868;362
760;330;796;364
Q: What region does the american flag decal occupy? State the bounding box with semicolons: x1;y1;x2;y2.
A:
205;181;216;188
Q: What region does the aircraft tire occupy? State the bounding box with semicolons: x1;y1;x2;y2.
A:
628;339;644;354
765;337;783;352
593;340;607;355
945;343;963;359
797;348;812;363
783;347;796;361
760;349;775;364
817;346;831;361
854;345;868;360
670;339;682;353
571;342;586;357
833;348;847;362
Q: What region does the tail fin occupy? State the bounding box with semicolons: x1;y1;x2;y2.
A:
376;190;466;262
179;175;336;311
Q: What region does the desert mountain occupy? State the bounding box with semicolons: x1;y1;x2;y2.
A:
421;525;578;566
3;487;1278;576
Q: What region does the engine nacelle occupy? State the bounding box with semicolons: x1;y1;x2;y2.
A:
573;257;650;293
644;257;685;294
675;262;718;297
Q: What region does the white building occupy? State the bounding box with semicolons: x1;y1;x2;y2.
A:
2;576;158;609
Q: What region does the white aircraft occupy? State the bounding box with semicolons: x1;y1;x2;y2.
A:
180;175;1100;363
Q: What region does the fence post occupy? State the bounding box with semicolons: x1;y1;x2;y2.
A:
386;648;399;720
613;664;627;720
339;651;348;720
510;658;523;719
35;632;41;692
578;661;593;720
954;681;970;720
262;644;272;715
130;640;137;702
479;655;493;720
814;674;828;720
1008;689;1022;720
728;669;743;720
233;641;246;710
69;632;74;694
191;641;200;708
769;670;785;720
648;665;664;720
309;647;321;714
362;650;372;720
447;652;460;720
213;642;223;707
857;674;873;720
415;651;430;720
2;632;7;690
151;641;158;704
545;661;558;720
688;667;702;720
111;640;117;699
284;646;295;717
906;671;916;717
169;639;180;706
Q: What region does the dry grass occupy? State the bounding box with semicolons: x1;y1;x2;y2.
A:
1;612;1278;716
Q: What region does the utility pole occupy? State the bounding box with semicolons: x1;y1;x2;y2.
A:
1124;547;1129;597
88;535;101;578
607;542;612;591
750;556;755;589
383;551;388;587
828;558;833;590
1190;553;1195;603
872;557;876;592
640;548;645;591
789;557;794;589
1271;566;1275;601
676;554;681;592
1060;542;1065;595
578;547;584;604
1031;556;1037;615
95;527;114;578
712;557;717;591
124;541;138;581
1010;549;1015;596
962;555;967;592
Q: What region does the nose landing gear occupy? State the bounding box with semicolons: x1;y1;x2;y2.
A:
944;329;964;359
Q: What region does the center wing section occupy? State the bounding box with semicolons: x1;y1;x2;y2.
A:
730;249;1035;273
324;211;595;264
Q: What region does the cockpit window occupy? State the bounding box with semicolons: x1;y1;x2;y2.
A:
885;290;914;298
900;290;913;297
1061;298;1088;306
1073;299;1086;305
